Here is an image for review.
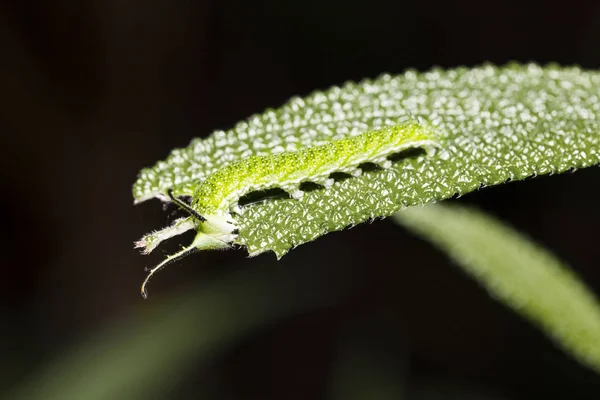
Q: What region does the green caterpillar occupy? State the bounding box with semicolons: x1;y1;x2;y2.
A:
137;121;439;297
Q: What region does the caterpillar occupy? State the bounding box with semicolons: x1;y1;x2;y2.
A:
138;121;439;297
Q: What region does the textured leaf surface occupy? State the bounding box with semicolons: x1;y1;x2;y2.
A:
133;64;600;257
393;204;600;374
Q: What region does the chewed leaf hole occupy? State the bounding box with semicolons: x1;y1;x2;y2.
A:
357;162;382;172
387;147;427;163
329;172;354;183
298;181;324;193
238;188;290;207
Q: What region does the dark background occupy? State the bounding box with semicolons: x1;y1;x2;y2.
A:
1;0;600;399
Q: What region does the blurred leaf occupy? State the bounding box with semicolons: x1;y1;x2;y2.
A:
5;262;357;400
393;203;600;375
134;64;600;257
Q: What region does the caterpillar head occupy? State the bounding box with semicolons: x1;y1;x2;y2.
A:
166;188;238;242
199;213;239;243
139;191;240;299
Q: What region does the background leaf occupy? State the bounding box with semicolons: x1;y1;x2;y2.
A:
134;64;600;257
393;203;600;374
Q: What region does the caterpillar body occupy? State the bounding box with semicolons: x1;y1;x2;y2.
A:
138;121;439;297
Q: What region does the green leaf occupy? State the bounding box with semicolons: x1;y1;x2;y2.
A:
134;63;600;257
393;203;600;374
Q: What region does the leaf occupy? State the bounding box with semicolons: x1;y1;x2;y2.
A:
392;203;600;374
133;63;600;257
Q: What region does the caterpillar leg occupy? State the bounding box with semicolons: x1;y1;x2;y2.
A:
419;139;442;156
351;168;362;177
323;178;335;188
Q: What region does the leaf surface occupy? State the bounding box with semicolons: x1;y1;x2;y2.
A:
133;64;600;257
